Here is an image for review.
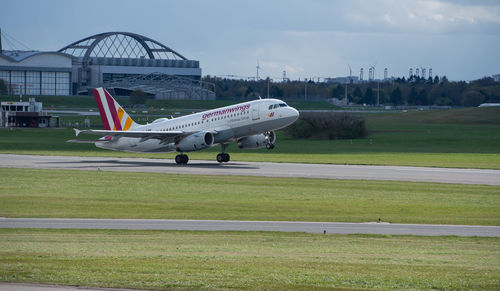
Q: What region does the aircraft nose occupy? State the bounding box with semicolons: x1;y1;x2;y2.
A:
290;107;299;121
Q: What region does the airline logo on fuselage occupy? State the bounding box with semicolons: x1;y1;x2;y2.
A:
202;104;250;121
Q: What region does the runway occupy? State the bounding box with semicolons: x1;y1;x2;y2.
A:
1;218;499;237
1;154;500;185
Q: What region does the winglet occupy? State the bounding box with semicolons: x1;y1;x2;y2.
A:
74;128;81;136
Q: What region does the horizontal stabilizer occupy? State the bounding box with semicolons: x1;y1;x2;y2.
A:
66;139;104;144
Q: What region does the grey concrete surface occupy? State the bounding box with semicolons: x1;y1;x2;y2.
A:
1;218;499;237
1;154;499;185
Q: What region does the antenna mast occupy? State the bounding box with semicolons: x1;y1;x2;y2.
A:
256;61;261;80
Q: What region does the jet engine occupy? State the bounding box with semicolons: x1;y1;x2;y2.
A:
237;131;276;149
176;132;214;152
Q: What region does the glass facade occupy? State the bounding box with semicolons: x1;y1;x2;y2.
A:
41;72;55;95
10;71;25;95
26;71;40;95
0;70;70;96
56;72;70;95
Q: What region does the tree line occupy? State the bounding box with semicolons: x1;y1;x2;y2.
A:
203;75;500;107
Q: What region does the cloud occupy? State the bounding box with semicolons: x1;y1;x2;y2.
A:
317;0;496;36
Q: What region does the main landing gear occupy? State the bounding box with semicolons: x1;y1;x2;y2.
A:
175;144;232;165
175;154;189;165
217;153;230;163
217;143;230;163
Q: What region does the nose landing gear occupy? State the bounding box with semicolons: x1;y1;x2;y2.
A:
265;131;275;150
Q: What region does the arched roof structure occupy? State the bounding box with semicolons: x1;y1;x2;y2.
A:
58;32;187;62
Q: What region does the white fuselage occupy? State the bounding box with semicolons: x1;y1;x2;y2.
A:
96;98;299;152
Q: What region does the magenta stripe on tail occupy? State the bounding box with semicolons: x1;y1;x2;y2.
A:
92;89;111;130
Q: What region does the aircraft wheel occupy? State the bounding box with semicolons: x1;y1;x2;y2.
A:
217;153;224;163
223;153;230;162
175;154;189;164
266;143;275;150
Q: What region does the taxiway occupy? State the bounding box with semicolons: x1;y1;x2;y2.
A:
2;218;499;237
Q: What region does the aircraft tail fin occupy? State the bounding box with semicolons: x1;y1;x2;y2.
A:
92;87;139;131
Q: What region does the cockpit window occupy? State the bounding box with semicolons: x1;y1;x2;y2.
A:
269;103;288;109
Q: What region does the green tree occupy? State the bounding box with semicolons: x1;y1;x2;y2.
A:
408;86;418;104
363;87;374;104
463;90;485;107
390;86;403;105
353;86;363;104
417;89;428;105
271;85;284;97
129;89;148;105
331;84;344;99
245;86;254;97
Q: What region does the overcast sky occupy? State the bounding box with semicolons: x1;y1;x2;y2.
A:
1;0;499;81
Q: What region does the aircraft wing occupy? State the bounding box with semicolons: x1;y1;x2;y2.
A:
74;128;191;143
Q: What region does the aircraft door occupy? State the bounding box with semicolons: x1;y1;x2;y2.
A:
252;103;260;120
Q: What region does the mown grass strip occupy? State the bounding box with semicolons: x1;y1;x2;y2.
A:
1;168;499;225
0;229;499;290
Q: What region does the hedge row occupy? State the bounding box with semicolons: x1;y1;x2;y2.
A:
284;112;367;140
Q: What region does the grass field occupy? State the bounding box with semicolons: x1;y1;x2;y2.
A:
1;168;499;225
2;106;500;168
2;104;499;290
1;229;499;290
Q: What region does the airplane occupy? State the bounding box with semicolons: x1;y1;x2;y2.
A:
74;87;299;164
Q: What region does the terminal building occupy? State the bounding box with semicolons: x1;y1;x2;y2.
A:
0;98;59;128
0;32;212;99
